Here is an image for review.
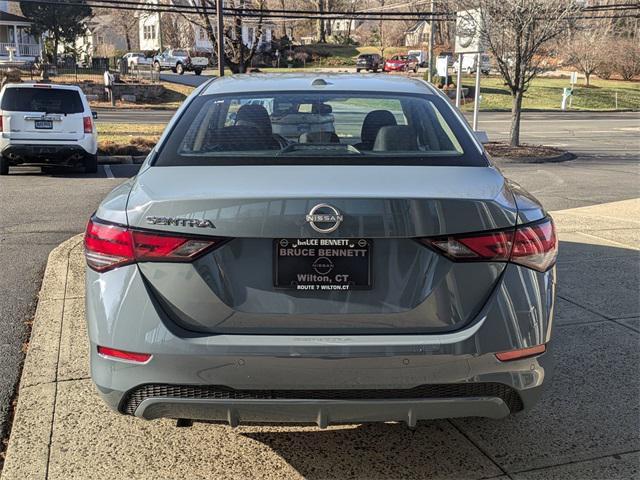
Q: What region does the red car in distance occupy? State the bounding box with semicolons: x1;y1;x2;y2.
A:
383;55;419;73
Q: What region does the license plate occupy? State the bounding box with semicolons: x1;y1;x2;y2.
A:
34;120;53;129
274;238;372;291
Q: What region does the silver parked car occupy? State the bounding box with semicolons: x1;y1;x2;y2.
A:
84;74;557;427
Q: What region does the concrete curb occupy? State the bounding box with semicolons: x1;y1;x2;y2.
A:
98;155;147;165
1;235;84;480
494;151;577;164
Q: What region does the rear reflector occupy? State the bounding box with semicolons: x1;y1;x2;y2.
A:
496;344;546;362
0;116;3;132
83;116;93;133
419;217;557;272
84;218;225;272
97;346;152;363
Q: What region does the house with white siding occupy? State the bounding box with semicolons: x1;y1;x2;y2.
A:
138;0;274;53
0;1;42;63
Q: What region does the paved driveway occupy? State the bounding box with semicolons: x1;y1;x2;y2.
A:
2;199;638;480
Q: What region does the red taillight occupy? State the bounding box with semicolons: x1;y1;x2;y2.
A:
510;219;558;271
85;219;134;271
97;346;152;363
0;115;3;132
496;344;546;362
83;116;93;133
84;218;223;272
420;217;557;272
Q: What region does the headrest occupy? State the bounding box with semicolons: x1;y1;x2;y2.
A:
235;104;272;136
372;126;419;152
360;110;397;145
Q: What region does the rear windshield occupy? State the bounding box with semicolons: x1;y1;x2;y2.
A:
173;50;188;56
155;91;485;167
1;88;83;114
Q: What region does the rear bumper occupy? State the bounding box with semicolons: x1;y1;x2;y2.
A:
86;263;555;424
2;143;93;165
135;397;514;426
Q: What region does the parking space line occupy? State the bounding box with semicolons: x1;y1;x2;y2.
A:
103;165;114;179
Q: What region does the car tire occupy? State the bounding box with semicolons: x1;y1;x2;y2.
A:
176;63;185;75
83;153;98;174
153;62;161;72
194;68;202;75
356;68;361;73
0;155;8;175
373;67;378;73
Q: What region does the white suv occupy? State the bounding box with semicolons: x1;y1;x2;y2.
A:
0;83;98;175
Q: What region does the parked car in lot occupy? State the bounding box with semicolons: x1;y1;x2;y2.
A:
383;54;419;72
153;49;208;75
356;53;382;72
453;53;492;74
407;49;427;67
0;83;97;175
123;52;152;70
84;74;557;427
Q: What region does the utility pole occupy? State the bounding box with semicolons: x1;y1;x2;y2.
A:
427;0;434;83
217;0;225;76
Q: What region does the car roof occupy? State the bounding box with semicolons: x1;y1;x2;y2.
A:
202;73;437;96
4;83;83;91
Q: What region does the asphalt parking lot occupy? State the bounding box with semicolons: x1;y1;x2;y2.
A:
0;111;638;479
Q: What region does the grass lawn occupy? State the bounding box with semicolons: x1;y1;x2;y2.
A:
459;76;640;111
97;122;164;155
90;82;195;110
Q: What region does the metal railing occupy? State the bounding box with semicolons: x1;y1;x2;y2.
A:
0;42;40;57
0;63;160;85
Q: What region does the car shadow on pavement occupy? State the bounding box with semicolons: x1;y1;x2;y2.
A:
241;239;640;479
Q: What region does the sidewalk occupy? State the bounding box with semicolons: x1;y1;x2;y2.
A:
2;200;638;480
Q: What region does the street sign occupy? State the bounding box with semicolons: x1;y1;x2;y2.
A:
570;72;578;85
455;9;485;54
436;56;449;78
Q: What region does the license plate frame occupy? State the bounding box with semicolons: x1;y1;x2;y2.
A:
274;238;372;291
34;120;53;129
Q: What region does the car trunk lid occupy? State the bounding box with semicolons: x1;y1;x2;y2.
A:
126;165;517;334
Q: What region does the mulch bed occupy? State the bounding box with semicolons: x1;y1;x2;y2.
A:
484;142;573;162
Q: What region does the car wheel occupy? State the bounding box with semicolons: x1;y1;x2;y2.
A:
176;63;185;75
83;153;98;174
194;68;202;75
373;67;378;73
356;68;361;73
153;62;161;72
0;155;9;175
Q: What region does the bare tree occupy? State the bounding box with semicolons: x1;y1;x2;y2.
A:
180;0;267;73
616;37;640;81
162;13;195;50
464;1;580;146
316;0;326;43
565;27;606;87
109;8;139;51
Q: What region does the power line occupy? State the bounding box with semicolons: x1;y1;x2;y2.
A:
6;0;638;22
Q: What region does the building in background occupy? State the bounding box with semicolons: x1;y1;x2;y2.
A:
138;0;274;54
0;1;42;63
404;20;431;47
75;14;133;65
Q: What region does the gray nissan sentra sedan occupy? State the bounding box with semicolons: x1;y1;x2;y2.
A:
84;74;557;427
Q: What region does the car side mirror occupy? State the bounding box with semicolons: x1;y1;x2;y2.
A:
475;130;489;144
92;111;98;120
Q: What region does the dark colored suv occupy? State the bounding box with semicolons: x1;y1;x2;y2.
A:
356;54;382;73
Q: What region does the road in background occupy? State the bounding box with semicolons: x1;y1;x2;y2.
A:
95;109;175;124
0;110;637;444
